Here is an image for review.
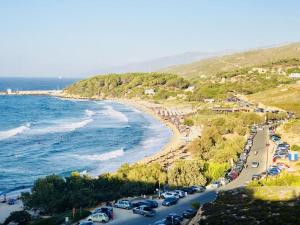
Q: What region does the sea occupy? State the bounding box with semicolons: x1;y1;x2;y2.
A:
0;77;172;195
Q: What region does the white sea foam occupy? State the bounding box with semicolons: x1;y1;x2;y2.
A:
30;119;93;135
85;109;96;117
75;148;125;161
102;105;129;123
0;123;30;140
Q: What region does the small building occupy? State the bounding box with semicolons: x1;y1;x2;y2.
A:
203;98;215;103
225;96;240;102
252;67;269;74
144;89;155;95
6;88;12;94
184;86;195;92
289;73;300;78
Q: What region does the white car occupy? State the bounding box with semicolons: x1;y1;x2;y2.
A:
206;181;221;189
173;190;185;198
161;191;179;199
251;161;259;168
87;213;109;223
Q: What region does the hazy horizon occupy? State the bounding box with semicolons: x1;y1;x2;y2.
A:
1;0;300;78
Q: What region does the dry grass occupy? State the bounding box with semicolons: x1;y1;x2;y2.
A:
161;42;300;78
249;84;300;116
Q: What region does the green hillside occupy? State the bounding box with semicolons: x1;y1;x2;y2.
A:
161;42;300;79
64;73;190;99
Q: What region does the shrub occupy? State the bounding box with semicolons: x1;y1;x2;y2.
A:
191;201;201;210
4;211;31;225
291;145;300;151
184;118;194;126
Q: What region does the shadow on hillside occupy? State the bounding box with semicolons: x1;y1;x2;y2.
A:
198;187;300;225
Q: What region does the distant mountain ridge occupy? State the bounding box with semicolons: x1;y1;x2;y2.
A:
160;42;300;78
95;51;234;74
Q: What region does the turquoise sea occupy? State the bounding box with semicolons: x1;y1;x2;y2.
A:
0;78;171;195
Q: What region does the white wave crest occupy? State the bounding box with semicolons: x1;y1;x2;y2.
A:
30;119;93;135
0;123;30;140
85;109;96;117
76;148;124;161
102;105;128;123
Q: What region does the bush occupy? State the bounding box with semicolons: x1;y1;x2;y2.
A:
291;145;300;151
167;160;206;186
191;201;200;210
184;118;194;126
4;211;31;225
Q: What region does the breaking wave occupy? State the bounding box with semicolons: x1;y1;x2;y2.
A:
102;105;129;123
0;123;30;140
75;148;125;161
29;119;93;135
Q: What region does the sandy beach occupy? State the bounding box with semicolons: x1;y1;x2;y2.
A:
115;99;186;164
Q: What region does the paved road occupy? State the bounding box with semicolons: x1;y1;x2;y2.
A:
222;127;269;190
92;127;269;225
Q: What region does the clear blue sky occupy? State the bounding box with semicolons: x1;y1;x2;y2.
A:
1;0;300;77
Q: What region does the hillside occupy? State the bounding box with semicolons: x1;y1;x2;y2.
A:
63;73;190;99
161;42;300;79
249;83;300;116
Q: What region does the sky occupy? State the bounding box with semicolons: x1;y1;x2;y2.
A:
0;0;300;78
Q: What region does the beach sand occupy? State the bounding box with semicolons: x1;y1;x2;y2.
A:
115;99;185;164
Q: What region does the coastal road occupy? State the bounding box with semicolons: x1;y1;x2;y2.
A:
222;127;269;190
98;127;270;225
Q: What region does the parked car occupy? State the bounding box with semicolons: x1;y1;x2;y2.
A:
132;199;158;208
173;190;185;198
79;221;95;225
251;174;261;180
161;192;179;199
181;187;196;194
7;198;16;205
182;208;197;218
251;161;259;168
132;205;156;217
87;213;109;223
207;181;221;189
167;213;184;221
154;218;181;225
93;207;113;219
190;185;205;192
114;199;133;209
162;197;178;206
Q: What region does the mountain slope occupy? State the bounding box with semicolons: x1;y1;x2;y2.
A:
161;42;300;78
96;51;231;74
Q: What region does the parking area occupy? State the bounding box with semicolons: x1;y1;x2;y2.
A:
79;125;274;225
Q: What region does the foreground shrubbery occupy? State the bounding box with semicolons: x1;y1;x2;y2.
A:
199;188;300;225
4;211;31;225
22;163;166;214
21;161;211;215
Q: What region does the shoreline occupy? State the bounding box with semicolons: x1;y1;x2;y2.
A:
114;99;185;164
56;93;186;165
0;94;186;223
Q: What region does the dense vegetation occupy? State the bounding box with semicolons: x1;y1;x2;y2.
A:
64;73;190;99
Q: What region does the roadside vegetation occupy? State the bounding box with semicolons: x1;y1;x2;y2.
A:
248;171;300;187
